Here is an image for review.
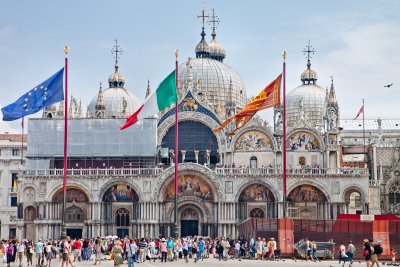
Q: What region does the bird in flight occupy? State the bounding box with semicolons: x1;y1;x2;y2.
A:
384;83;393;88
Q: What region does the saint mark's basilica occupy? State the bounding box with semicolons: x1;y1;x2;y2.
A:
1;7;400;241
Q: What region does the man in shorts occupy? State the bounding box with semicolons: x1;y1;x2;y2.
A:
61;236;71;267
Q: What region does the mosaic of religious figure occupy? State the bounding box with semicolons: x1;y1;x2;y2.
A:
235;130;272;151
239;184;275;202
287;185;327;202
53;188;88;203
165;175;213;201
287;131;320;151
103;184;139;202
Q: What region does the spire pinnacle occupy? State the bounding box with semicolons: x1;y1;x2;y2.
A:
209;8;220;39
111;39;123;72
146;80;151;99
302;40;316;70
329;75;337;103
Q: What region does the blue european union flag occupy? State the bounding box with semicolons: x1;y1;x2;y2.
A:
1;68;64;121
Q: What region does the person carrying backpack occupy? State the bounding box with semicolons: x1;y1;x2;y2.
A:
371;242;382;267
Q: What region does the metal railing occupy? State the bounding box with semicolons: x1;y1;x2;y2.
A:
23;167;164;177
369;180;381;186
215;167;369;177
23;166;369;178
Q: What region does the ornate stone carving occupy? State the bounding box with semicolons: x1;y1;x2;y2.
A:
151;163;224;201
39;182;47;195
331;181;340;194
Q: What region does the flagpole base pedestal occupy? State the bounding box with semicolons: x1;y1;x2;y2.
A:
61;224;67;239
174;223;179;239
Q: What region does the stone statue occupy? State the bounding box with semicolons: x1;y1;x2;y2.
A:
169;149;175;165
276;111;283;132
215;101;226;119
186;57;193;91
329;109;337;130
205;149;211;165
299;98;305;122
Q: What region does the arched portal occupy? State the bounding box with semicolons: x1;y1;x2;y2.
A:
179;206;201;237
115;208;130;238
238;183;276;219
161;121;218;165
159;170;217;237
344;188;364;214
52;187;89;239
287;184;328;219
101;184;139;237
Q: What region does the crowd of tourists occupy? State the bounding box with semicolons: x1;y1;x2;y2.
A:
0;235;394;267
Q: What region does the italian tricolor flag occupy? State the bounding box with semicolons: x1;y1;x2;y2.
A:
120;70;177;130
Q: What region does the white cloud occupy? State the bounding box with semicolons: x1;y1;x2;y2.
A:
317;21;400;119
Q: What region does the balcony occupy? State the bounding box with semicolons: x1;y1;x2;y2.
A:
23;167;164;178
22;166;369;179
215;167;369;177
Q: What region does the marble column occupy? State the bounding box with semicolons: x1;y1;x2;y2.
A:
181;150;186;163
194;150;199;164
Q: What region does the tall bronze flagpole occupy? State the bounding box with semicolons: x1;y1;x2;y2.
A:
61;46;69;238
282;51;287;218
174;49;179;238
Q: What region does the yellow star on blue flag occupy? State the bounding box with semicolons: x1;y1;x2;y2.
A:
1;68;64;121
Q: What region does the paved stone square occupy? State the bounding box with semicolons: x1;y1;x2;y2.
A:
4;258;384;267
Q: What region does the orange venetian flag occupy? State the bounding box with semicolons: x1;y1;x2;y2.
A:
214;74;282;135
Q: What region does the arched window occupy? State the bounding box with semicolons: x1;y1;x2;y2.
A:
24;206;37;221
65;205;84;222
389;180;400;205
250;208;265;218
162;121;218;165
250;156;257;168
116;208;130;227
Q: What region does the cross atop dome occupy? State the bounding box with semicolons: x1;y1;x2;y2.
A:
111;39;123;72
198;0;209;35
302;40;316;70
209;8;220;38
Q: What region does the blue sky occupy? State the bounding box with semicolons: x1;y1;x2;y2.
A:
1;0;399;132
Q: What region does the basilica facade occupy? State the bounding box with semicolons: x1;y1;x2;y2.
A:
12;10;400;241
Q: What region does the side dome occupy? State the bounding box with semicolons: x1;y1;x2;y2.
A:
178;57;247;112
87;67;141;118
87;87;141;118
286;83;326;128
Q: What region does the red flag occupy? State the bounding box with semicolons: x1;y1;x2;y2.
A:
353;105;364;120
214;74;281;135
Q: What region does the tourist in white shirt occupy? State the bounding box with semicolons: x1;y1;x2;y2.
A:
127;239;137;267
17;241;25;267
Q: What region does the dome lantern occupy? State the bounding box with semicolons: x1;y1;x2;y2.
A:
195;4;210;58
108;39;125;88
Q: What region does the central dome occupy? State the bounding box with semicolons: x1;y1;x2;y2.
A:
178;57;247;112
